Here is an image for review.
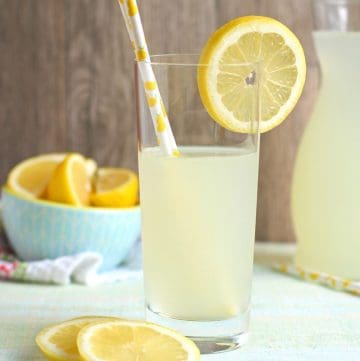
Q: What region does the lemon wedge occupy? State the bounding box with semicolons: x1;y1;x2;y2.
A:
6;153;66;199
6;154;96;200
198;16;306;133
35;316;118;361
90;168;138;208
77;319;200;361
46;153;92;206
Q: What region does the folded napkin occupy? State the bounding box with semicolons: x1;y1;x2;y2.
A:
0;218;142;286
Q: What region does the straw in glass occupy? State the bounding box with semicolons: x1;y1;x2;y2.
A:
117;0;179;157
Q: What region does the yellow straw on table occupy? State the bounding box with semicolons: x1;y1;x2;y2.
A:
117;0;179;157
273;263;360;297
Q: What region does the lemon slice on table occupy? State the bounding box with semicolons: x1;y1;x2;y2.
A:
77;319;200;361
36;316;119;361
46;153;92;206
90;168;139;208
198;16;306;133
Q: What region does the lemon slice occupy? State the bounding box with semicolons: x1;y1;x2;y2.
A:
46;153;92;206
77;319;200;361
198;16;306;133
90;168;139;208
36;316;118;361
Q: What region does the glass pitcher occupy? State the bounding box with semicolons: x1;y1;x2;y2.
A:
292;0;360;279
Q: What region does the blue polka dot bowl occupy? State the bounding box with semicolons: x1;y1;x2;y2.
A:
1;187;141;271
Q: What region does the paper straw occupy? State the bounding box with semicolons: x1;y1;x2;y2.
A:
117;0;179;157
273;262;360;297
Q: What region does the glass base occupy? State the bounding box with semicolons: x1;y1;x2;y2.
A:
146;306;250;354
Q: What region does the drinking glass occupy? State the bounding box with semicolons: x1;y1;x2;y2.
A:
136;54;260;354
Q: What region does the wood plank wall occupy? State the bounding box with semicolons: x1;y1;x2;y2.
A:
0;0;319;242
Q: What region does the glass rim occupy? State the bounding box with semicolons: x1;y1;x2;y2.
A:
135;53;259;67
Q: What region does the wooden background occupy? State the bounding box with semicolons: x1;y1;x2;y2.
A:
0;0;319;242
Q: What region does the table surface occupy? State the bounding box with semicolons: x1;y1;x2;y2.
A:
1;243;359;361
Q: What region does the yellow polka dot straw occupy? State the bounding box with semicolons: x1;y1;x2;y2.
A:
273;263;360;297
117;0;179;157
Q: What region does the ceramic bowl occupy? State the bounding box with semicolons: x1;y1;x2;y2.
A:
1;188;141;271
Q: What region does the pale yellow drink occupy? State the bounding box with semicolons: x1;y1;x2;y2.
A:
139;146;259;321
292;32;360;279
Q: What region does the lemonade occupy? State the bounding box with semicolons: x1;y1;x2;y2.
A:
292;31;360;278
139;146;259;320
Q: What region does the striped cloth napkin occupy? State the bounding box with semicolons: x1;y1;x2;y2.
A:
0;215;142;286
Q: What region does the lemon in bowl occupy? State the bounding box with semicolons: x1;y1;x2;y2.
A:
1;153;141;271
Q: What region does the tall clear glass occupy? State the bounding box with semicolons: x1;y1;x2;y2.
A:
136;54;260;354
292;0;360;279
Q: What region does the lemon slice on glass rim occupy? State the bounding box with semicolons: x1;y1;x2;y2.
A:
198;16;306;133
